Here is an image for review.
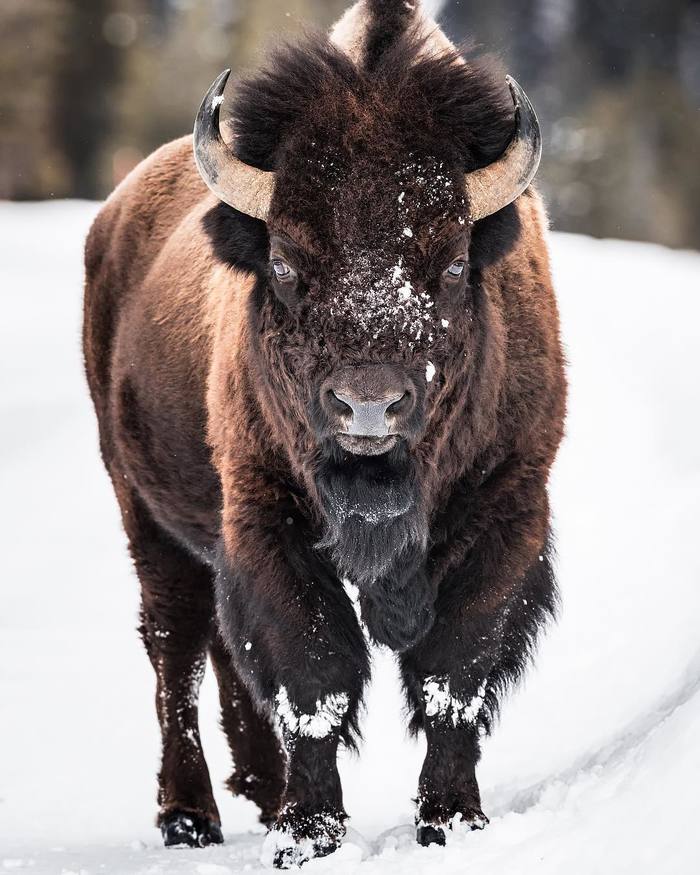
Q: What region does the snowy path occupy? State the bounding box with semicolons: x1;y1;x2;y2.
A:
1;201;698;874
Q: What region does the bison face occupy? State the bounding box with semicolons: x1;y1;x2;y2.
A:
261;151;474;466
195;41;539;477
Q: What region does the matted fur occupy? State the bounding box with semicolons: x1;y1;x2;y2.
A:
84;0;566;857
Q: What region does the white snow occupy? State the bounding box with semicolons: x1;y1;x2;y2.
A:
423;676;485;727
1;201;699;874
425;361;436;383
275;688;349;740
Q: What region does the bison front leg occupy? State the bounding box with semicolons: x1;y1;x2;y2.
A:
269;693;351;868
402;627;493;847
402;524;557;847
214;517;369;869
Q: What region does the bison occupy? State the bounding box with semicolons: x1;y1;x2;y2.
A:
83;0;566;866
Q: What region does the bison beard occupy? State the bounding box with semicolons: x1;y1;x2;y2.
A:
315;442;435;651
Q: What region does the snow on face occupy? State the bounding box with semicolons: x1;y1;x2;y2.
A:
329;249;436;344
275;686;349;739
423;676;485;728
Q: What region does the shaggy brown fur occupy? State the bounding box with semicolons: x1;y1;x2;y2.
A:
84;2;565;865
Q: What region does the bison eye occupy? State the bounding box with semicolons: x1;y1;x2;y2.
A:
271;258;296;283
445;260;466;279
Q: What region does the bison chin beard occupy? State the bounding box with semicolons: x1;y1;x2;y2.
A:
315;443;436;652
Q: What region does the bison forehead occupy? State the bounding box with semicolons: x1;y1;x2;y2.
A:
356;157;465;230
278;144;468;236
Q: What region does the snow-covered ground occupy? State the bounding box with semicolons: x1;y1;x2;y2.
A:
1;200;699;874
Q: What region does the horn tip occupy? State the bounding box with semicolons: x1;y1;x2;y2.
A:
212;68;232;101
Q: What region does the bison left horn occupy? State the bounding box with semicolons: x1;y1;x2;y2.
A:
193;69;275;221
193;71;541;223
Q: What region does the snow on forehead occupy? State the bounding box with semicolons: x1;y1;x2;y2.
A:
329;248;435;342
395;156;458;207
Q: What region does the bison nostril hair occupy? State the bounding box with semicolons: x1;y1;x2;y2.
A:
385;391;412;419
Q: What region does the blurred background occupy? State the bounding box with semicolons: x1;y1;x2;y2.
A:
1;0;699;248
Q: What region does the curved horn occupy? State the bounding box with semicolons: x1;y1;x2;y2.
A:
193;69;275;221
465;76;542;221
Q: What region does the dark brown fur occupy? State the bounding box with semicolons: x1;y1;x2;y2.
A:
84;10;565;864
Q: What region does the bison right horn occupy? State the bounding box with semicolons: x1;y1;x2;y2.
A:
464;76;542;221
193;69;275;222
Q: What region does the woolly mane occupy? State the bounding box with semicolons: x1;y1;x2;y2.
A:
227;30;514;177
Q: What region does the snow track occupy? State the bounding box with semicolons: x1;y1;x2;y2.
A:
1;202;698;873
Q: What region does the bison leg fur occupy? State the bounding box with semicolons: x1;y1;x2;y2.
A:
401;632;493;846
215;539;370;869
401;541;557;847
124;492;223;847
209;633;286;824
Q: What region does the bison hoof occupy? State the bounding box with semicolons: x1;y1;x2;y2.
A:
416;823;446;847
416;810;489;847
161;810;224;848
463;810;489;831
272;841;338;870
262;809;345;869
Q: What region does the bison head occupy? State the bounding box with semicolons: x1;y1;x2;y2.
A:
194;28;540;648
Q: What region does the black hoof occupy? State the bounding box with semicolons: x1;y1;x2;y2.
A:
272;837;339;869
416;809;489;847
161;810;224;848
264;808;345;868
416;824;446;847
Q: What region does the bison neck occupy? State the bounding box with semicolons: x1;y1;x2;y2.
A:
315;445;435;652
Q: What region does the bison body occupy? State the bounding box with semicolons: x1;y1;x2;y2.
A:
84;0;565;864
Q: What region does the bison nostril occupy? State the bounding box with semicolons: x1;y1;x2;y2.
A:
385;391;412;419
328;390;353;417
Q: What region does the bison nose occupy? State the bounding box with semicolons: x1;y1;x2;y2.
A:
333;390;406;437
331;391;410;437
320;366;418;441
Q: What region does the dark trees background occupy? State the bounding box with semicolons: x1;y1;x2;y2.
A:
1;0;698;247
442;0;700;246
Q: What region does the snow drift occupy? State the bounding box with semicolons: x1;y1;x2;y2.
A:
1;201;698;874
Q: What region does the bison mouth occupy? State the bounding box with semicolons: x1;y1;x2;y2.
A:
335;433;399;456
